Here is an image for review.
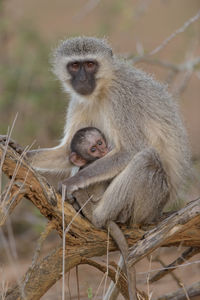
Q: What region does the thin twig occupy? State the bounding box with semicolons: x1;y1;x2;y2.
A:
155;281;200;300
134;57;200;72
2;142;34;204
0;142;34;225
146;255;153;300
130;10;200;65
67;270;72;300
80;258;129;300
0;228;21;288
180;282;190;300
102;226;110;299
32;222;54;266
76;266;80;300
62;185;66;300
94;273;107;300
0;113;18;198
62;194;93;300
150;10;200;56
150;247;200;283
64;195;93;235
21;222;54;299
6;217;18;260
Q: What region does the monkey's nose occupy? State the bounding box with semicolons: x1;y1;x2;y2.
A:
79;68;87;82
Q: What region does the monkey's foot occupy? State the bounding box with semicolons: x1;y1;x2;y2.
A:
0;135;24;155
66;195;82;212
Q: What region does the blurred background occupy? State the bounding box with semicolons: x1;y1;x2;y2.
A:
0;0;200;299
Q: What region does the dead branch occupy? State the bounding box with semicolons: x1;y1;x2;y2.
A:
150;247;200;283
0;181;26;226
133;57;200;72
150;256;182;288
128;199;200;266
149;10;200;56
80;258;129;299
1;143;200;300
155;281;200;300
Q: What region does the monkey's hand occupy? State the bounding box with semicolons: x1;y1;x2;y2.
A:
58;178;79;201
0;135;24;155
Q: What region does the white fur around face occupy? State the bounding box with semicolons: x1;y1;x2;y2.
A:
52;54;114;100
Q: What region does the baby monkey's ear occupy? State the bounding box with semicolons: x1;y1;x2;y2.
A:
69;152;87;167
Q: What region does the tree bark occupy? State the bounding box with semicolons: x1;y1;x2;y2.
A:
1;144;200;300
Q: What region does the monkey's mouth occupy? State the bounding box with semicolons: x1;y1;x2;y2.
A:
76;83;96;95
71;79;96;96
76;85;95;95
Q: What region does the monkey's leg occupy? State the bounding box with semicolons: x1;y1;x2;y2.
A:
108;221;137;300
98;148;169;300
93;147;169;228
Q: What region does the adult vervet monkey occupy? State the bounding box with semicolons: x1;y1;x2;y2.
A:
0;36;189;300
1;36;189;227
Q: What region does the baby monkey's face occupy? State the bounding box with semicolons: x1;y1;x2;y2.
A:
85;131;108;159
69;129;109;168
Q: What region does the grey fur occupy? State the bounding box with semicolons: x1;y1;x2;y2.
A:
29;36;190;228
53;36;113;60
26;37;190;300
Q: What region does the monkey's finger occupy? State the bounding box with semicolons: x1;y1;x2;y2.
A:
67;196;75;204
67;191;75;202
72;201;81;212
11;141;24;153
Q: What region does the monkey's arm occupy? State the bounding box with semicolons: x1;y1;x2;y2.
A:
27;145;71;175
59;149;130;194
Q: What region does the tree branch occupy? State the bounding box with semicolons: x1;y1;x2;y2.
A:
155;281;200;300
128;199;200;266
150;247;200;283
1;143;200;300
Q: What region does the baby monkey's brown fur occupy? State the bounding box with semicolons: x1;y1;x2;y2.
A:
69;127;136;300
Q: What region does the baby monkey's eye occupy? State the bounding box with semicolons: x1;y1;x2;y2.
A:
90;146;96;153
97;140;102;145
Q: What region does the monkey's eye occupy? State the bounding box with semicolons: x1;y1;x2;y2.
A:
68;62;80;72
85;61;97;72
90;146;96;153
97;140;102;145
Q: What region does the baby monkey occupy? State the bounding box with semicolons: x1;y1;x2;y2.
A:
69;127;136;300
70;127;108;167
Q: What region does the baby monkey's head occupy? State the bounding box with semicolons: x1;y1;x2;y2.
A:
70;127;108;167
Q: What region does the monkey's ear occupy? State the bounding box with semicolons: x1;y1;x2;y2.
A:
69;152;87;167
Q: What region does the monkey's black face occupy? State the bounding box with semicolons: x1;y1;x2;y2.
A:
67;60;99;95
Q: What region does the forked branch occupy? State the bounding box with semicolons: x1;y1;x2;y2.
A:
0;143;200;300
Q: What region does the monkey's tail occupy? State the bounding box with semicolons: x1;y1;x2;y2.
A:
108;220;137;300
